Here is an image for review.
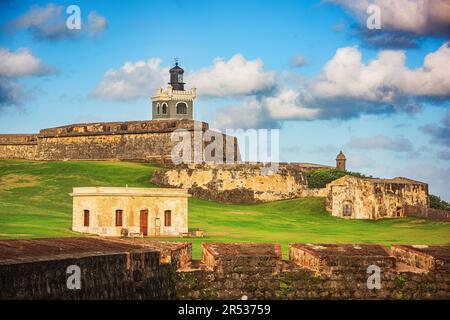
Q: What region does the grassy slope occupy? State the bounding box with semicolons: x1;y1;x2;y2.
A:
0;160;449;258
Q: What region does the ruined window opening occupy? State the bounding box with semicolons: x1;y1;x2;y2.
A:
164;210;172;227
176;102;187;114
83;210;90;227
343;202;352;217
115;209;123;227
396;206;403;217
162;103;168;114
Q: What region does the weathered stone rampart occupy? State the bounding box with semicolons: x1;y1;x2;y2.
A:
1;238;449;300
151;163;331;203
0;119;240;163
0;134;38;160
326;175;429;220
405;205;450;221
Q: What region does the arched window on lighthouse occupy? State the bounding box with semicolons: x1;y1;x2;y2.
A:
162;103;168;114
176;102;187;115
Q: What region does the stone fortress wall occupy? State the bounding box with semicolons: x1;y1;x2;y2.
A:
0;119;240;163
0;134;38;160
1;237;449;300
326;176;429;220
151;163;331;203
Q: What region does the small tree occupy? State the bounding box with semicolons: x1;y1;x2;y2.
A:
429;194;450;211
306;168;372;189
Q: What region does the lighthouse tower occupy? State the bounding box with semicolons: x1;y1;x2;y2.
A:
151;60;196;120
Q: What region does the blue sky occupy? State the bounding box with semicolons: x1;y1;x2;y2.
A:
0;0;449;200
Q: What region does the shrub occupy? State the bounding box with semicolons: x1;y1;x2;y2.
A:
305;168;371;189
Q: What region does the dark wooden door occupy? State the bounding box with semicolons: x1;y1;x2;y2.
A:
140;209;148;236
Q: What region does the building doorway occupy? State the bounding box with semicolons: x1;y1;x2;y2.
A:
140;209;148;236
154;218;161;236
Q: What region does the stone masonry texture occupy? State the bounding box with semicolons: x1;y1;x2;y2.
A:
0;119;239;163
1;238;449;300
151;163;331;203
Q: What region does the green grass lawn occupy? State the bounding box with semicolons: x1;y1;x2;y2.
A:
0;160;449;259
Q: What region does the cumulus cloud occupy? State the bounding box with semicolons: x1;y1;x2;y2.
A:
330;0;450;36
313;42;450;102
93;54;276;101
0;47;52;77
420;112;450;147
4;4;107;41
87;11;108;36
213;43;450;129
328;0;450;48
290;54;307;68
0;47;53;109
348;135;413;152
212;88;320;129
188;54;276;97
92;58;167;101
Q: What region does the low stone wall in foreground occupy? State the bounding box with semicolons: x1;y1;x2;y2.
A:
1;238;449;300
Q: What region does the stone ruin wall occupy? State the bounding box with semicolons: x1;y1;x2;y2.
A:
1;238;449;300
0;119;240;163
404;205;450;221
326;177;429;219
151;163;330;204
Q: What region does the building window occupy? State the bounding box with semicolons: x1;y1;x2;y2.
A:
343;202;352;217
115;209;123;227
156;103;160;114
83;210;90;227
176;102;187;114
162;103;168;114
396;206;403;217
164;210;171;227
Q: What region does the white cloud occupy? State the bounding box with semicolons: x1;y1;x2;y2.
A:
348;135;413;152
0;47;52;109
93;58;167;101
212;97;268;129
212;88;320;129
313;42;450;102
189;54;276;97
329;0;450;36
264;89;319;120
0;47;51;77
88;11;108;36
93;54;276;101
290;54;307;68
5;4;107;41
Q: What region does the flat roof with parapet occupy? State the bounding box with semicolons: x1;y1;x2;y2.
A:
290;243;391;257
202;243;282;259
70;186;190;198
330;175;427;186
392;244;450;272
0;237;190;265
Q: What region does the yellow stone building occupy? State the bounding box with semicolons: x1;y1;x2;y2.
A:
71;187;189;237
326;175;429;220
